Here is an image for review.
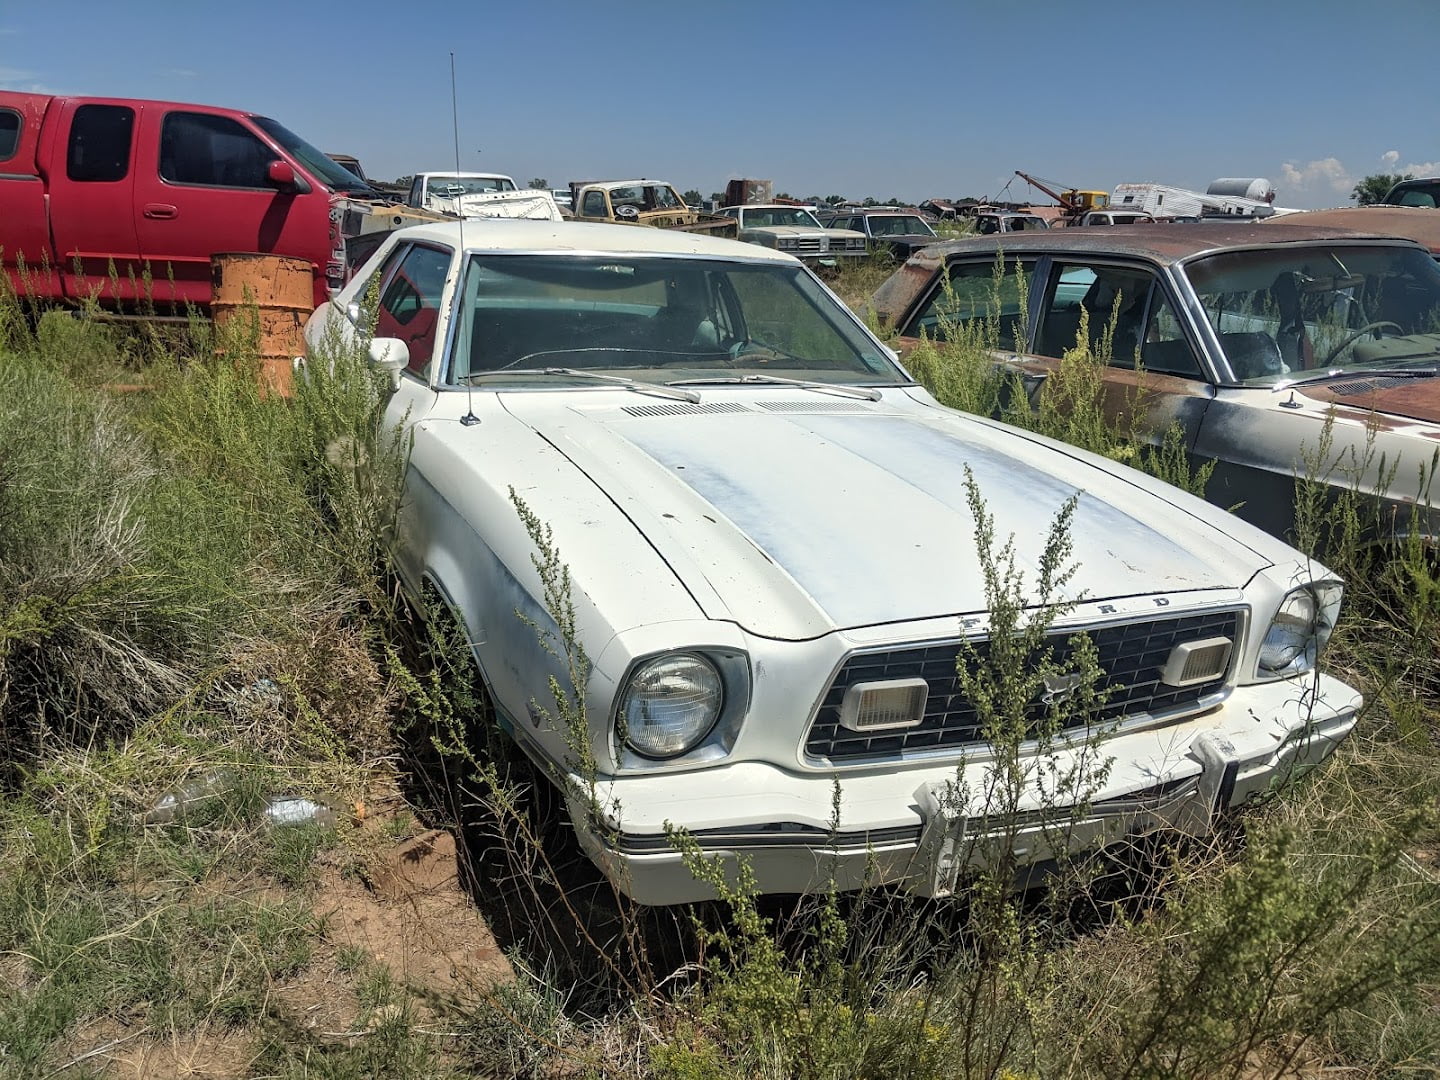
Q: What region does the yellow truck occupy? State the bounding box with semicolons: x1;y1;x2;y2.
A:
569;179;737;237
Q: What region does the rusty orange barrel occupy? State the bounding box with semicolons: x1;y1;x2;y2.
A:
210;253;315;397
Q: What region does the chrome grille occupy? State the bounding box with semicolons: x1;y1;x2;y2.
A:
805;609;1241;762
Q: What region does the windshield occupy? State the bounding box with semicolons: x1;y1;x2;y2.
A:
448;255;904;387
609;184;685;211
429;175;517;197
252;117;374;195
741;207;822;228
1184;244;1440;384
1383;180;1440;208
868;215;935;237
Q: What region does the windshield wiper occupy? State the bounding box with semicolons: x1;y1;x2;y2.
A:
461;367;700;402
668;373;882;401
1274;367;1438;391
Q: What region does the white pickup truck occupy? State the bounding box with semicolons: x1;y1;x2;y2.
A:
405;172;562;221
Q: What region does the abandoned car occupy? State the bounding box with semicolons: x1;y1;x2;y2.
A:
717;203;868;264
825;209;942;259
874;224;1440;544
974;211;1051;235
306;219;1360;905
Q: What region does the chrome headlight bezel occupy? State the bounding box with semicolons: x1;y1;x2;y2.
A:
1256;581;1343;679
616;651;726;760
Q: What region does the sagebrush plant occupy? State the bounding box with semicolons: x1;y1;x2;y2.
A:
0;286;445;1077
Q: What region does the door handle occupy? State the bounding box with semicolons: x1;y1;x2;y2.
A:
142;203;177;219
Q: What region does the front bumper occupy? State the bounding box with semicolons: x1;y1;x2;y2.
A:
783;249;867;264
569;673;1361;905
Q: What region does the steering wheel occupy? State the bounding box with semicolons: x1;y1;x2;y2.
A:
614;204;640;220
1321;321;1404;365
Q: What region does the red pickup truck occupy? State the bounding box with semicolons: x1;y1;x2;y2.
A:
0;92;379;311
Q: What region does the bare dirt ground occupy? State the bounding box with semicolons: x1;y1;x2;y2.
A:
61;823;509;1079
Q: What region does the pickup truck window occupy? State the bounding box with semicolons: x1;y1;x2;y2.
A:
581;190;606;217
251;116;372;194
160;112;273;189
0;109;18;161
67;104;134;183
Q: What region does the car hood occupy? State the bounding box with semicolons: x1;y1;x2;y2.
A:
500;391;1272;640
745;225;829;238
1298;368;1440;426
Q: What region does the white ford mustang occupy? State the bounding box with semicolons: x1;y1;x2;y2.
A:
306;219;1361;905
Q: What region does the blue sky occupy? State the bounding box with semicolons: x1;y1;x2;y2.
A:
2;0;1435;209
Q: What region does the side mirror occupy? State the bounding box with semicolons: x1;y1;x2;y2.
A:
266;160;297;189
368;337;408;389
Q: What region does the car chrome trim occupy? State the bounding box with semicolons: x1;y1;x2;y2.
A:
799;603;1249;770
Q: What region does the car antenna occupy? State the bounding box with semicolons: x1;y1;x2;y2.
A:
451;51;480;427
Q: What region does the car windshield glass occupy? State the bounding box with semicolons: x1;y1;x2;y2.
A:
868;215;934;237
742;207;822;228
429;176;516;197
1384;181;1440;209
252;116;373;194
607;184;684;211
1184;245;1440;384
448;254;905;386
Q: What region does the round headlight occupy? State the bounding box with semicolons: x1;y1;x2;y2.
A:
1258;583;1342;676
618;653;724;758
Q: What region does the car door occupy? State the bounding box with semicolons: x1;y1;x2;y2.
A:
43;99;148;302
134;107;319;308
1027;257;1215;451
578;188;610;220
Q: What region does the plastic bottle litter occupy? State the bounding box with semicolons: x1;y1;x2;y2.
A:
231;677;283;717
262;796;337;828
144;769;237;824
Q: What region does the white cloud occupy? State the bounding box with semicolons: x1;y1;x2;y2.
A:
0;64;51;93
1280;157;1353;195
1382;150;1400;166
1399;160;1440;178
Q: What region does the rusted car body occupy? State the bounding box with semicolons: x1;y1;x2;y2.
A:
1265;206;1440;256
873;224;1440;543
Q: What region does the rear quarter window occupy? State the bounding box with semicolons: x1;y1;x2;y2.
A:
0;109;20;162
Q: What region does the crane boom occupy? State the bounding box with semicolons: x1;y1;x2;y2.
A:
1014;170;1073;210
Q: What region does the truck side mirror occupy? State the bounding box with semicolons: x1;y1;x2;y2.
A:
266;160;297;190
368;337;408;389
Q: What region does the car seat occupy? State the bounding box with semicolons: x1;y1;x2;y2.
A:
1219;331;1285;380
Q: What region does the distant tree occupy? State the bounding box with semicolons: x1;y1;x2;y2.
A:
529;177;548;190
709;192;724;204
683;189;703;205
1352;172;1411;205
862;196;879;207
776;191;793;200
805;195;825;206
395;175;413;189
825;194;846;206
885;197;902;206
